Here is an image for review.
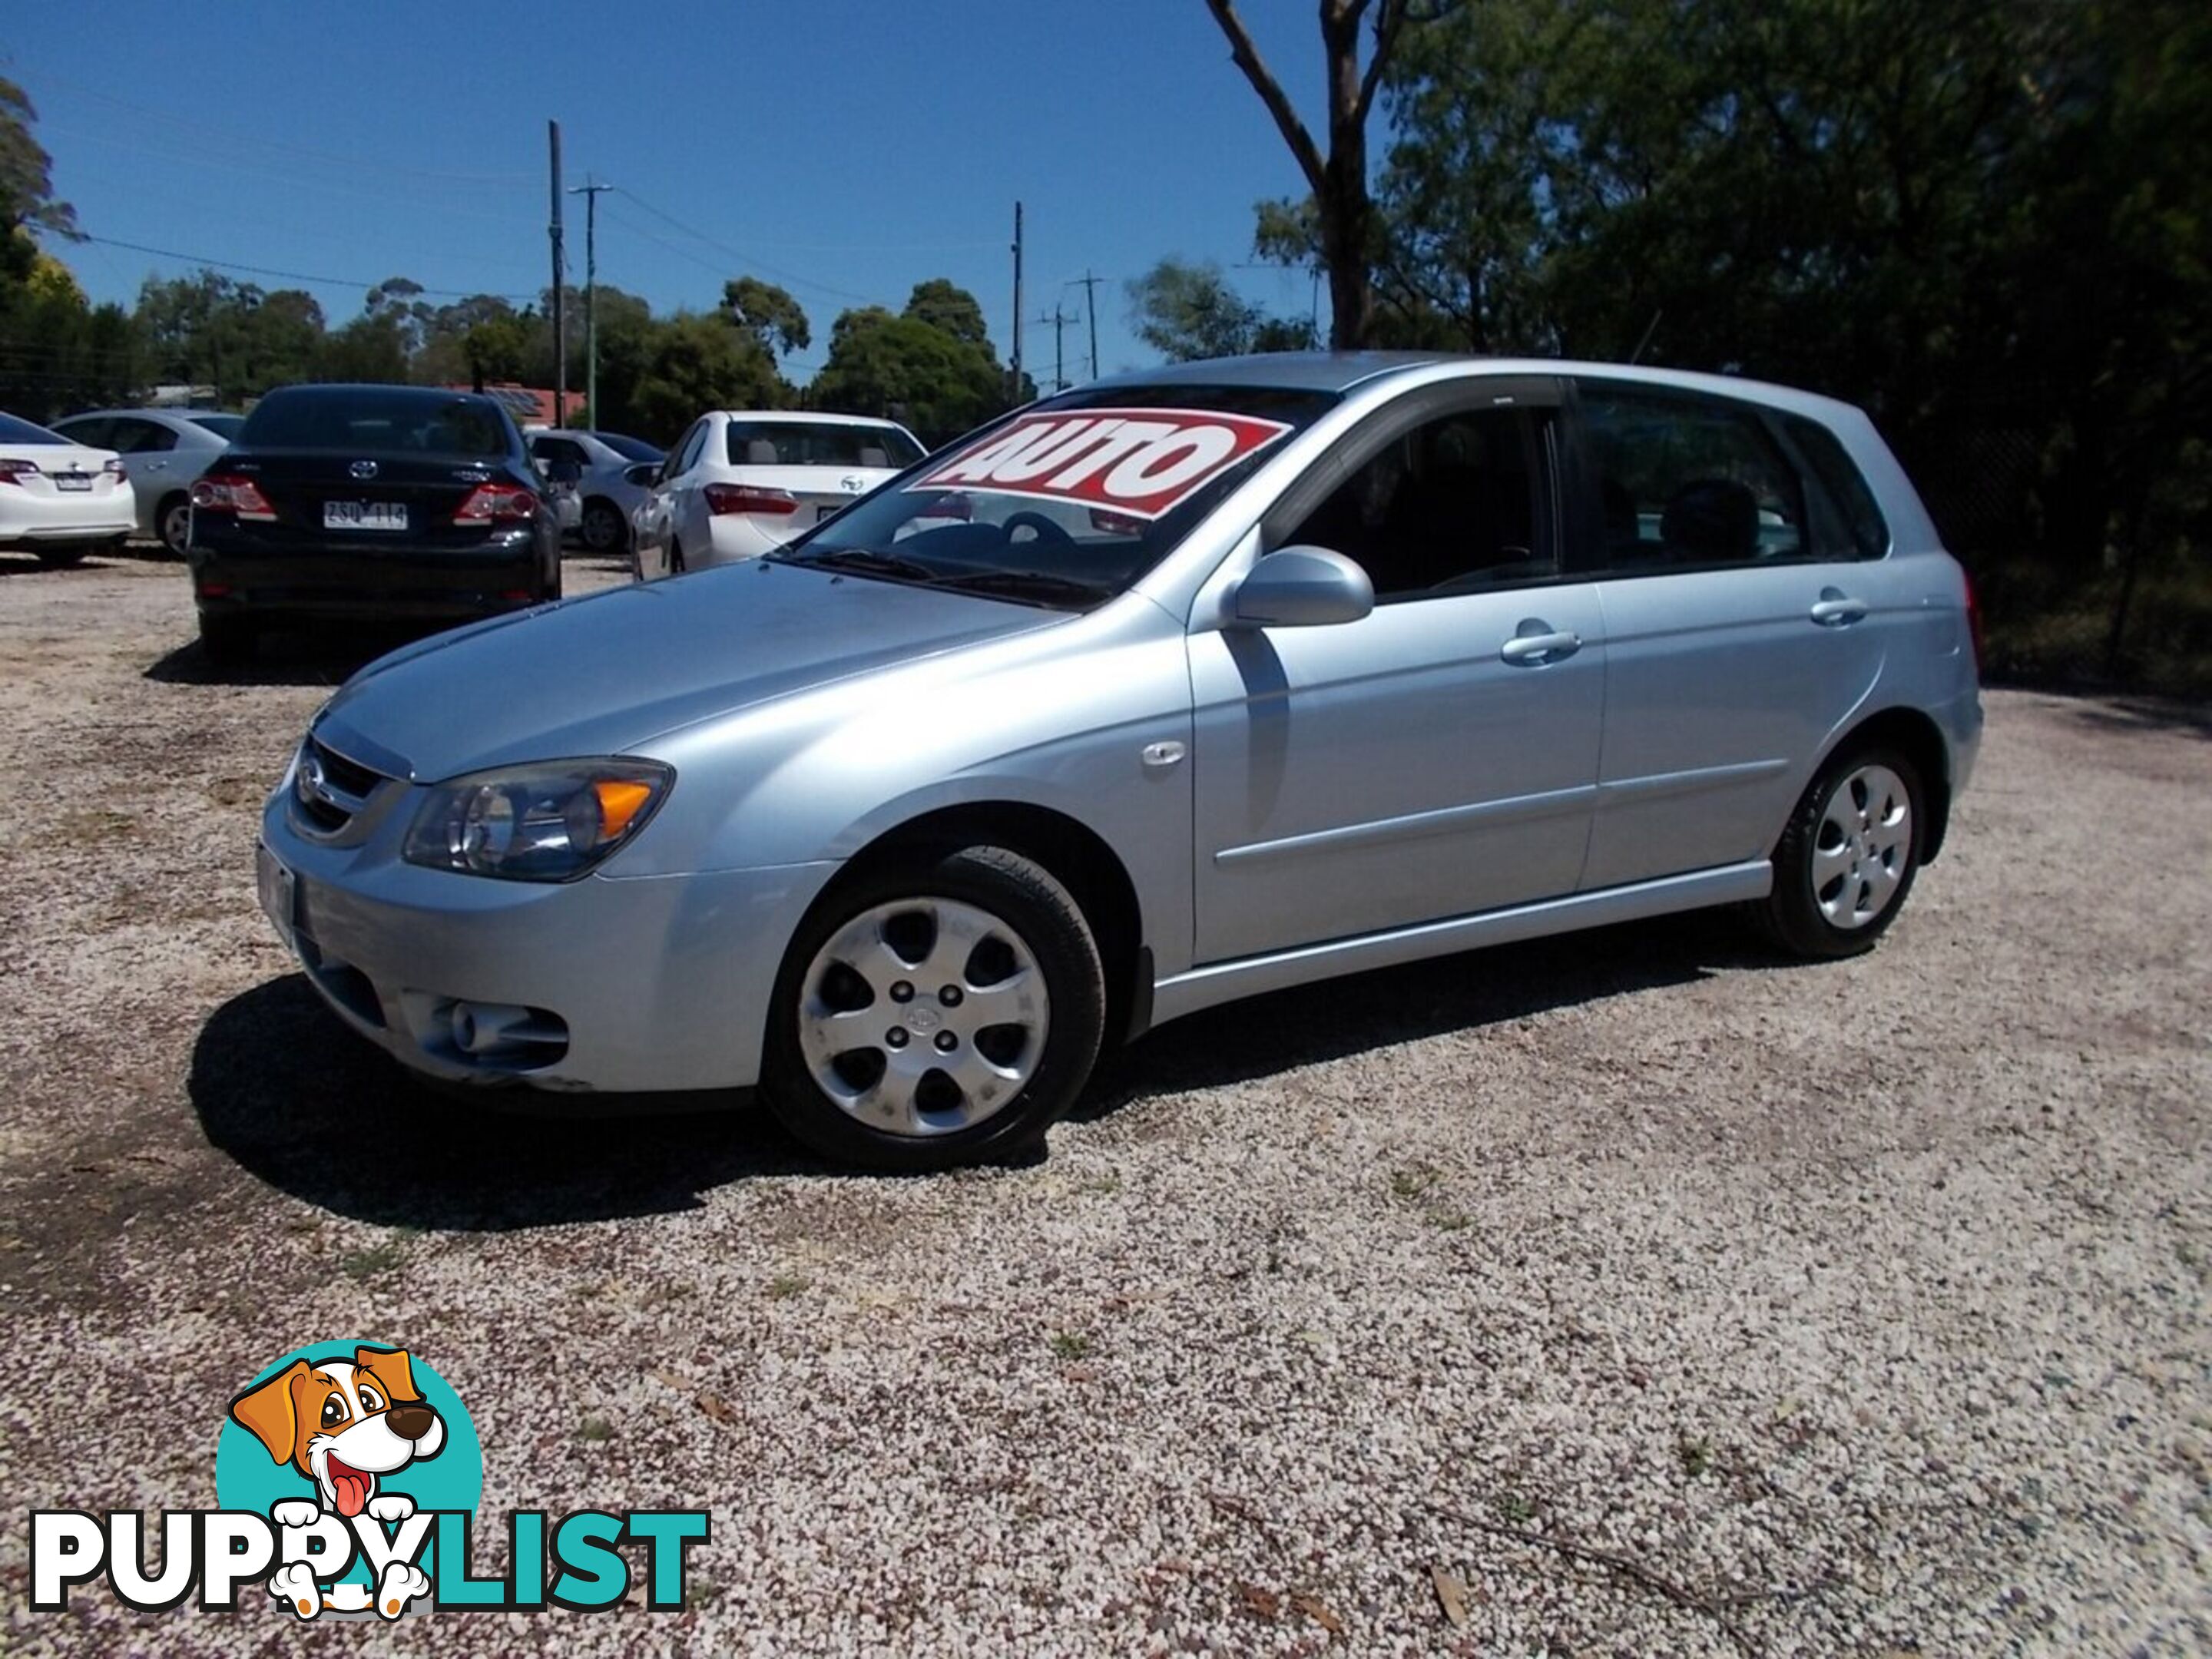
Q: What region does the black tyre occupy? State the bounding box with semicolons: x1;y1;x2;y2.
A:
760;846;1105;1171
581;499;628;555
33;545;88;568
1757;743;1924;959
198;611;257;665
667;537;687;577
157;494;193;558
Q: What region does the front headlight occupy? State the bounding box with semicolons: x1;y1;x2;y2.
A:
402;760;674;882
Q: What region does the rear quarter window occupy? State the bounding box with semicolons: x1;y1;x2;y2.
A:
1780;414;1890;560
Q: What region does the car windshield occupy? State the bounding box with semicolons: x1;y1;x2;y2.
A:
727;421;925;468
0;412;66;445
187;413;244;439
238;389;511;458
595;431;663;463
767;386;1336;608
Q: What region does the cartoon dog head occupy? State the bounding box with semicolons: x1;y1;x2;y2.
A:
229;1346;445;1518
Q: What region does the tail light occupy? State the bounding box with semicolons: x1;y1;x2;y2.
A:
192;474;276;521
0;458;36;487
1090;508;1144;535
917;490;973;522
1962;571;1984;673
704;483;797;517
454;484;538;525
101;458;127;485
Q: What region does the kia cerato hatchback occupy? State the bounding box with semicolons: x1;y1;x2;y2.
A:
258;354;1982;1171
188;384;561;662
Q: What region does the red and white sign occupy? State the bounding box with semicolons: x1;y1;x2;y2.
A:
919;407;1294;521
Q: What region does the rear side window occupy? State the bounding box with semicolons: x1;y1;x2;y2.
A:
1574;384;1810;572
727;422;924;468
1780;414;1889;559
240;391;512;459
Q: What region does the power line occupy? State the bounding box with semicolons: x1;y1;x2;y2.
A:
611;188;885;306
73;234;536;302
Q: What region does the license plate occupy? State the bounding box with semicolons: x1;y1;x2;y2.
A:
816;504;843;523
256;842;296;942
324;501;407;531
55;473;91;492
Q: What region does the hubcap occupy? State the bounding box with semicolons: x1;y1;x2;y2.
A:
583;506;620;551
1810;763;1912;929
163;503;190;552
796;897;1048;1137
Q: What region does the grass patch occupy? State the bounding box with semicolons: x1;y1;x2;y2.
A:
578;1416;615;1443
1677;1434;1714;1479
1048;1330;1094;1361
767;1273;810;1300
338;1243;405;1281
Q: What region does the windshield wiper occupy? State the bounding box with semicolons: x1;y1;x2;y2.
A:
932;569;1112;609
776;546;939;583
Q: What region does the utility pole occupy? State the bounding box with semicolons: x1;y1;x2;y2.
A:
1009;201;1024;404
568;178;613;429
548;121;566;424
1035;304;1071;392
1073;270;1102;380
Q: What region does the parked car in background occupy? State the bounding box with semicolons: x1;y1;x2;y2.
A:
0;411;135;566
525;429;664;555
187;384;560;663
632;411;924;577
48;408;243;555
256;353;1981;1172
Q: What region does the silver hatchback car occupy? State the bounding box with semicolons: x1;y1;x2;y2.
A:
259;354;1981;1170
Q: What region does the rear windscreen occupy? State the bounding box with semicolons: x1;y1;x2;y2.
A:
727;422;926;468
0;412;65;445
240;391;511;458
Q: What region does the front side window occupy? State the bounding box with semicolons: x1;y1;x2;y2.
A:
1281;406;1552;601
1575;384;1809;572
727;422;925;468
670;421;708;478
769;385;1338;609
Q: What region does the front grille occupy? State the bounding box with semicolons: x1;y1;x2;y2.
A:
293;734;389;836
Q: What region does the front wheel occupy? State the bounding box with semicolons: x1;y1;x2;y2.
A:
580;500;627;555
760;846;1105;1171
1757;745;1924;958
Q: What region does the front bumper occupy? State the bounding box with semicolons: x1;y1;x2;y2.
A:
260;783;837;1094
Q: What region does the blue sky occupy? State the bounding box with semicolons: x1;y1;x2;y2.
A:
10;0;1342;388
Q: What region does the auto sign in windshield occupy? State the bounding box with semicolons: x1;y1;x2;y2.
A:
768;386;1336;608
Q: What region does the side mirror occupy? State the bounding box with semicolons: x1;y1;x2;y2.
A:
1230;545;1374;628
624;462;658;488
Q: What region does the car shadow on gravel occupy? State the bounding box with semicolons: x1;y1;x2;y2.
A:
194;914;1794;1229
144;626;429;689
190;975;808;1231
1081;909;1791;1118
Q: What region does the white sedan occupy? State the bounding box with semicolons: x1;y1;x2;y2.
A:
0;412;135;567
632;411;925;578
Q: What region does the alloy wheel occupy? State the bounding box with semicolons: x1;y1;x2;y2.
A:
1811;763;1912;929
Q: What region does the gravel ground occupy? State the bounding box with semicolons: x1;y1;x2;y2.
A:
0;551;2206;1657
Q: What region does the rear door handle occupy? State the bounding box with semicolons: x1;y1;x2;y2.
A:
1500;627;1581;665
1810;589;1867;627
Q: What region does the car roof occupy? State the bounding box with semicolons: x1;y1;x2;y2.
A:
58;407;231;424
1081;351;1868;420
710;410;911;428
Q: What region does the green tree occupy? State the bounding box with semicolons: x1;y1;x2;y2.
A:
1125;257;1315;360
614;312;788;443
0;76;76;243
722;276;810;358
902;278;990;349
810;305;1006;442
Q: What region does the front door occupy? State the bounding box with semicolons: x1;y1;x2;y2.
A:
1189;382;1608;964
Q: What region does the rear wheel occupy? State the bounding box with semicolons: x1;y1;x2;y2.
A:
157;493;193;557
198;611;257;665
760;846;1105;1171
1757;744;1923;958
581;499;627;554
667;536;688;577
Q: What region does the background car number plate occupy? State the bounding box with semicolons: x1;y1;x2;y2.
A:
54;473;91;491
816;504;842;522
325;501;407;530
256;842;296;942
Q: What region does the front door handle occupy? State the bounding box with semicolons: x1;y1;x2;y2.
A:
1501;626;1581;665
1810;588;1867;627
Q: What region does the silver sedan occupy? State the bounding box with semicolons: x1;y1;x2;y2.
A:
49;407;242;555
257;353;1982;1170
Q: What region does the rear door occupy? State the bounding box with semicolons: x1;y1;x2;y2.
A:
1189;376;1608;962
1563;378;1889;889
